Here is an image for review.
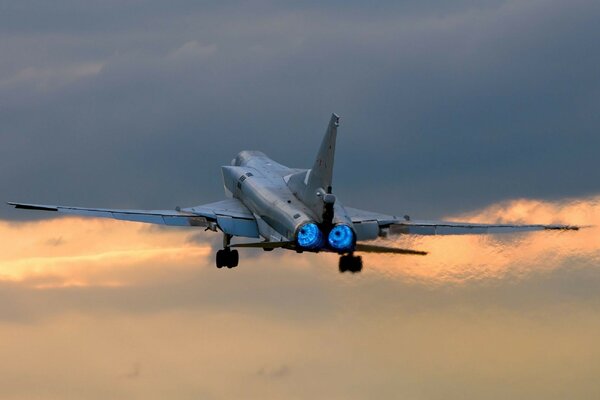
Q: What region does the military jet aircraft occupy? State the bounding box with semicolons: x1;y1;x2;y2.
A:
8;114;579;273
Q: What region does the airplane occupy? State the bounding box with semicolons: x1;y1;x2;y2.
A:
8;113;579;273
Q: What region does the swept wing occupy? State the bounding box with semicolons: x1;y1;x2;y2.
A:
345;206;579;237
7;198;259;238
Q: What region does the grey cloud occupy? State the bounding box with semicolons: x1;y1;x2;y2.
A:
2;0;600;222
256;364;291;379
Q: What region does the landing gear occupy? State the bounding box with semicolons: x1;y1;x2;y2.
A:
216;249;239;269
339;254;362;273
216;233;239;269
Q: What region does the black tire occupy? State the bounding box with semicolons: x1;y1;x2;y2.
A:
216;250;224;268
224;249;238;269
338;255;349;273
230;250;239;267
351;256;363;273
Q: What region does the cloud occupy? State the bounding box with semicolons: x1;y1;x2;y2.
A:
0;215;337;323
0;217;210;288
257;364;291;379
364;195;600;284
1;2;600;397
2;195;598;290
2;0;600;221
168;41;217;60
0;62;104;90
0;195;599;399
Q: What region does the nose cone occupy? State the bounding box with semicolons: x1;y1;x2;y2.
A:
296;223;324;250
328;224;355;253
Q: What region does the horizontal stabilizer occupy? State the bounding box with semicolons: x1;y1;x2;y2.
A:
231;241;294;249
354;243;427;255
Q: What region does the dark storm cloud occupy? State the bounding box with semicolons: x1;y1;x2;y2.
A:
2;0;600;220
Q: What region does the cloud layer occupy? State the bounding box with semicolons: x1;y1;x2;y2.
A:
3;195;598;288
1;195;600;399
2;1;600;398
3;0;600;220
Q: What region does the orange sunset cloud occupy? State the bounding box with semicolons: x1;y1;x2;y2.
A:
2;195;599;287
0;218;211;287
366;196;600;283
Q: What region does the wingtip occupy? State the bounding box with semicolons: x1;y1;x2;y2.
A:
544;225;582;231
574;224;594;230
6;202;58;211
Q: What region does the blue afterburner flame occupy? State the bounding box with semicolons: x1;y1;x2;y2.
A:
328;224;355;252
296;223;324;249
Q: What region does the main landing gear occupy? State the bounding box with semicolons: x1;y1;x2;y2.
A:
339;254;362;273
216;234;239;269
216;248;239;268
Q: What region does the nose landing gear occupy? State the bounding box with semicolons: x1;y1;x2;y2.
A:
339;254;362;273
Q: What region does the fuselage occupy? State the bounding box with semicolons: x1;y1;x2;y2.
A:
222;150;355;253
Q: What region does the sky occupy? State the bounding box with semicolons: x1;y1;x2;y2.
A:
1;0;600;398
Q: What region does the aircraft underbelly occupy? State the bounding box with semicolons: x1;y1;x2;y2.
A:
215;214;260;238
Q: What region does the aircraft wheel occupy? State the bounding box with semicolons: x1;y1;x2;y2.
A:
225;251;235;268
338;255;350;273
339;255;362;273
216;250;225;268
215;249;238;269
351;256;363;273
230;250;239;267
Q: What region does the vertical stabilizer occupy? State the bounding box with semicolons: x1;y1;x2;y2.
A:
309;113;339;192
286;113;340;222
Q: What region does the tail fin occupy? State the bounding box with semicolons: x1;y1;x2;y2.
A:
308;113;339;192
286;113;340;221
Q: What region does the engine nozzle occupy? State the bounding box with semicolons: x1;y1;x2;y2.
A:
296;223;324;250
328;224;355;253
